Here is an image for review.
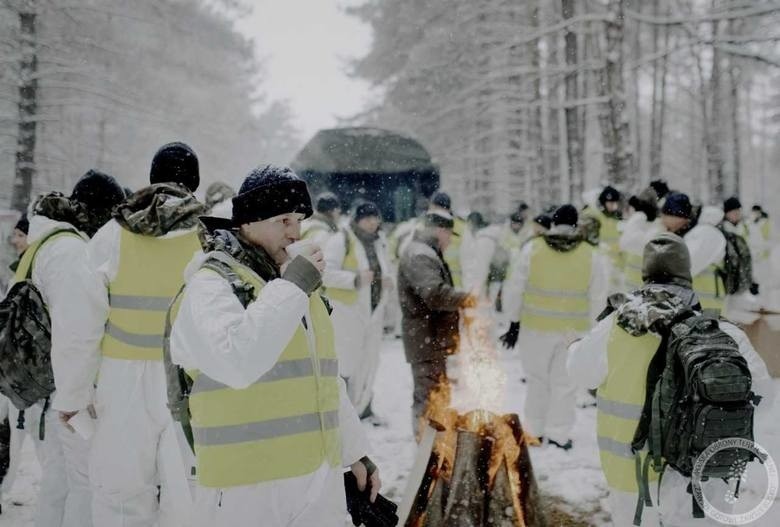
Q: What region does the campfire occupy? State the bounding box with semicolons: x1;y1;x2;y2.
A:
399;309;547;526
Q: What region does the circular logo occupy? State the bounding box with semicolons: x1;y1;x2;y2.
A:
691;438;778;525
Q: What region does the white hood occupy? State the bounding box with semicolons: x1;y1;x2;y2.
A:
698;206;724;227
27;214;84;244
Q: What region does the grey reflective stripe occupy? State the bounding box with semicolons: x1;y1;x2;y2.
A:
598;436;635;459
525;285;588;299
522;307;590;319
194;410;339;446
105;322;163;348
597;396;643;421
191;358;340;395
109;294;172;311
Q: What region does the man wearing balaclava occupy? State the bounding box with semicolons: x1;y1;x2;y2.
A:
67;142;206;526
11;170;124;527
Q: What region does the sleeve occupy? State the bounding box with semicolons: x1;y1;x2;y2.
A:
720;322;775;408
589;250;612;323
619;212;650;253
501;242;533;322
322;231;358;290
338;377;370;466
170;270;309;390
686;227;727;277
463;228;499;295
38;237;107;412
567;313;614;390
400;254;468;312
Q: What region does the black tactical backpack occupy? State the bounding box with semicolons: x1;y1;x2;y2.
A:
632;315;761;523
0;229;78;411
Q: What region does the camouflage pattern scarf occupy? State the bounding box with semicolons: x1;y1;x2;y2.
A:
114;183;206;237
543;230;582;252
32;192;106;237
611;285;696;337
198;222;280;282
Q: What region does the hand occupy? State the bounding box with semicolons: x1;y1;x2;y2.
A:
357;270;374;288
499;321;520;349
350;457;382;503
59;404;97;433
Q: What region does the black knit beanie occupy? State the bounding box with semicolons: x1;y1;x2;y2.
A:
71;169;125;212
553;204;579;227
354;201;381;222
315;192;341;214
14;213;29;234
662;192;693;219
599;186;621;206
231;165;313;225
430;191;452;211
150;142;200;192
724;197;742;214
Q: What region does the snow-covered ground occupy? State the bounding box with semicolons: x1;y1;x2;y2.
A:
2;336;779;526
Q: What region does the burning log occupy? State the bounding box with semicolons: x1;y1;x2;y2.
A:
487;461;519;527
403;413;547;527
442;431;490;526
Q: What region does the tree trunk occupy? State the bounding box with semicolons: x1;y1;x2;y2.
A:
598;0;633;187
649;0;670;183
561;0;583;200
12;3;39;212
727;15;741;198
528;0;548;205
707;13;725;201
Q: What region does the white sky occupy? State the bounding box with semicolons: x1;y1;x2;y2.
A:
236;0;375;141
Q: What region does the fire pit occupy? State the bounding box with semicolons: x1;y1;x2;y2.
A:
399;309;547;526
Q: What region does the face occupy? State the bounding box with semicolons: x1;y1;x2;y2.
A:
10;229;28;255
436;227;453;252
357;215;380;234
661;214;690;234
239;213;304;265
510;221;523;234
605;201;620;213
328;208;342;221
725;209;742;225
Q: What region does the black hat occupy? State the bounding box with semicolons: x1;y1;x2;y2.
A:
150;142;200;192
752;204;764;212
430;191;451;211
354;201;381;222
70;169;125;212
14;213;29;234
724;197;742;213
509;211;524;224
642;232;692;288
552;204;578;227
649;180;670;199
599;186;621;205
628;187;659;222
517;201;529;211
661;192;693;219
315;192;341;214
533;213;552;230
423;211;456;232
231;165;313;225
467;211;488;229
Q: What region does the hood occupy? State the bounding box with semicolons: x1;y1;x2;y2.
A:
543;225;582;252
613;284;697;337
699;206;724;227
114;183;206;236
27;214;85;244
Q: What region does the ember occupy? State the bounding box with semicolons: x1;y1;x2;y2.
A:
400;306;546;526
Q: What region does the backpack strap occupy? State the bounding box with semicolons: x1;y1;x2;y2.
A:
13;228;81;282
200;258;255;308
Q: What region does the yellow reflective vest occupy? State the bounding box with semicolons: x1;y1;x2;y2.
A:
14;229;82;283
597;319;660;493
585;206;624;273
520;238;593;332
101;229;200;361
187;259;341;488
324;229;360;305
692;264;725;315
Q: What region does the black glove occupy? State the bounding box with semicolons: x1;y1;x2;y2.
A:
281;255;322;296
499;321;520;349
750;283;760;296
344;472;399;527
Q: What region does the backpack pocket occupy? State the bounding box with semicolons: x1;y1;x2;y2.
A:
690;403;754;478
693;357;751;403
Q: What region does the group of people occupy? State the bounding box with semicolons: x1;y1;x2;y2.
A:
0;143;381;527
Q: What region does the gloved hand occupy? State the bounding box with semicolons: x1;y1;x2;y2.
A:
281;255;322;296
499;321;520;349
